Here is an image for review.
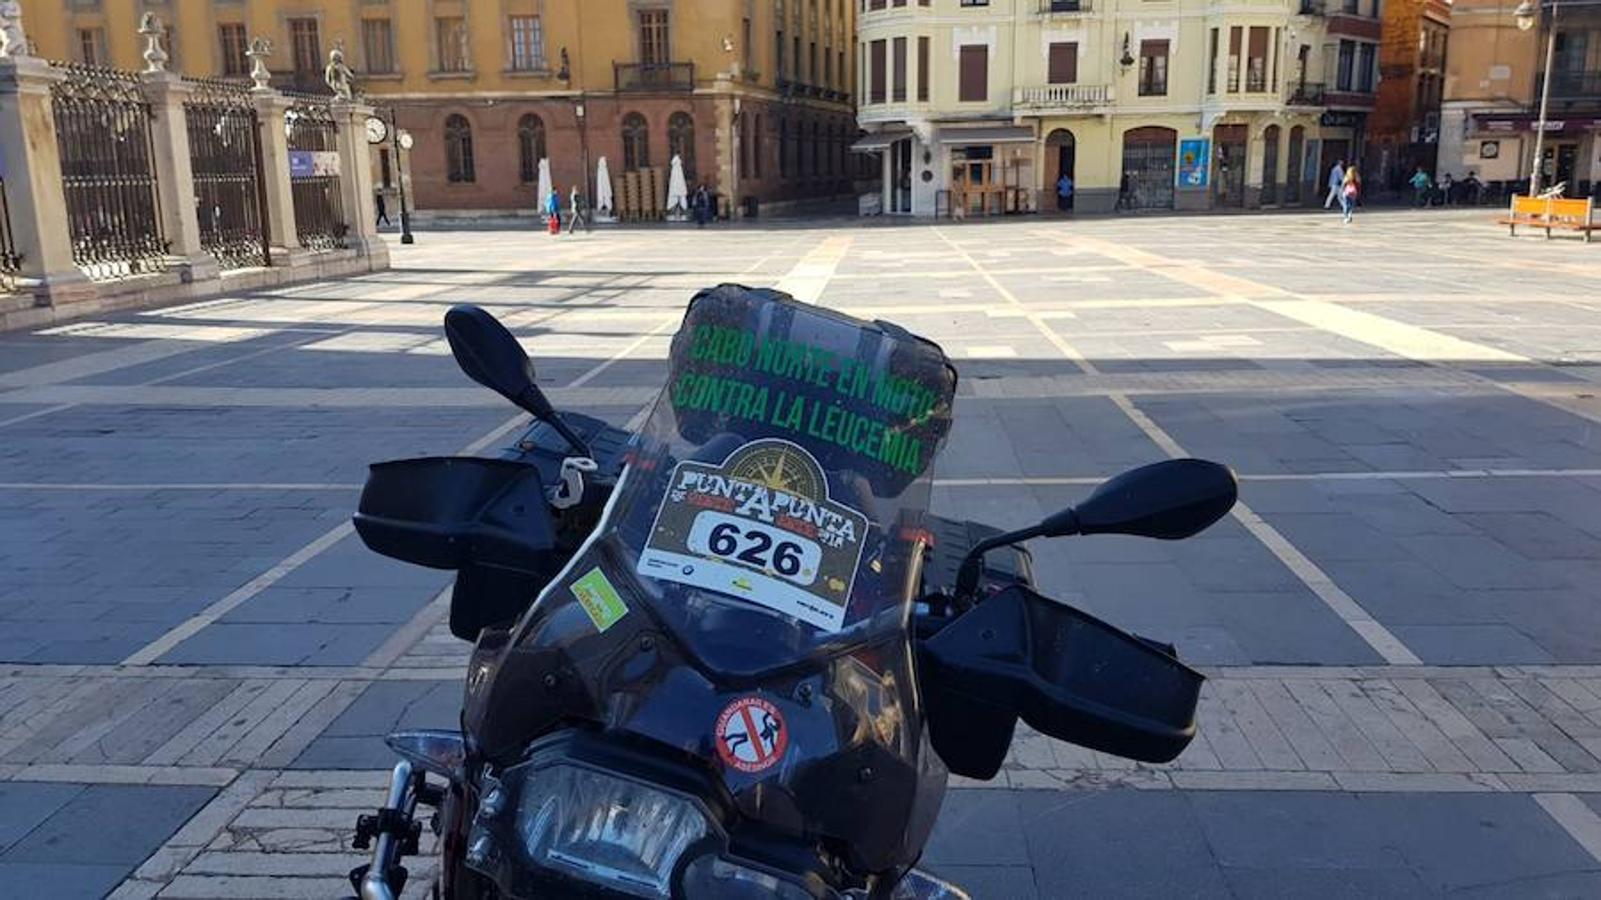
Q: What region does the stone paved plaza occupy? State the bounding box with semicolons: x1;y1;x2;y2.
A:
4;208;1601;897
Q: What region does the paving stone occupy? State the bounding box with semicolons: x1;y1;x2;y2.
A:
921;790;1031;867
1015;790;1229;899
1;783;216;865
0;781;83;852
1219;865;1429;899
0;861;132;900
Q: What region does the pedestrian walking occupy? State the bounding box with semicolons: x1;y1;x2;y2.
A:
544;187;561;235
1117;172;1133;211
565;185;589;234
374;190;390;228
1056;173;1075;211
1438;171;1455;206
691;184;713;228
1324;159;1346;209
1341;164;1361;224
1409;166;1431;207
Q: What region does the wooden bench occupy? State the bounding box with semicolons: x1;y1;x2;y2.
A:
1498;195;1596;241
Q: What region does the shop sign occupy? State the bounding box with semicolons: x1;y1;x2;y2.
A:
1320;111;1362;128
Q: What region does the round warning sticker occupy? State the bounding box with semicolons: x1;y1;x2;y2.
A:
714;696;788;774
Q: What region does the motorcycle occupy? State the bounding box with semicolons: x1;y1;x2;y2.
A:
346;284;1237;899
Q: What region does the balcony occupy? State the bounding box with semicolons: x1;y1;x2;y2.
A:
1015;83;1112;112
1298;0;1326;14
1548;71;1601;99
1039;0;1093;14
1325;85;1377;109
614;62;694;93
1288;82;1325;105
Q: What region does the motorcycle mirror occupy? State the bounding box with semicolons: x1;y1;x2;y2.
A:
444;305;592;457
953;459;1236;599
445;305;540;411
1066;458;1238;540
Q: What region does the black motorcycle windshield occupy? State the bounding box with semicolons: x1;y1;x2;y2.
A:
511;284;956;667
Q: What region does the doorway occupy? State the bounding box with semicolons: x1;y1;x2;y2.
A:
1542;143;1578;191
1212;124;1247;208
1285;126;1305;204
1120;126;1177;210
1046;128;1075;211
890;137;913;213
1261;125;1281;206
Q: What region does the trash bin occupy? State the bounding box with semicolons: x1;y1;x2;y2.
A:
743;196;759;219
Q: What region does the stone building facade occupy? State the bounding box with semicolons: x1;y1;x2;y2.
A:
19;0;863;216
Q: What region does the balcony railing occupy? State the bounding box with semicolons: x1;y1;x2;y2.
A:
1039;0;1093;13
1548;71;1601;98
614;62;694;92
1288;81;1325;105
1016;83;1112;110
1298;0;1326;14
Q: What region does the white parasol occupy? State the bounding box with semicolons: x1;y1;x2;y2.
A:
666;154;689;217
536;158;553;213
595;156;614;218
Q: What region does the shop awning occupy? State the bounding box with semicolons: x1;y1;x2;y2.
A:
937;126;1035;145
850;128;912;152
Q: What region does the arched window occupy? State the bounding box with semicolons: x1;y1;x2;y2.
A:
622;112;650;171
667;112;696;181
517;114;546;185
444;114;475;183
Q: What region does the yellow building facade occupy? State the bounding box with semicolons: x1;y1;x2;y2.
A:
21;0;860;214
1438;0;1601;195
856;0;1379;215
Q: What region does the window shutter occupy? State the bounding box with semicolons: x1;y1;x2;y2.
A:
1048;42;1078;85
959;44;987;102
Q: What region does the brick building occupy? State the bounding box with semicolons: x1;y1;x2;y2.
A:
1368;0;1450;191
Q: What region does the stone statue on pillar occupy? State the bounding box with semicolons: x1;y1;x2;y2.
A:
246;37;273;91
0;0;30;59
139;12;168;74
325;42;355;99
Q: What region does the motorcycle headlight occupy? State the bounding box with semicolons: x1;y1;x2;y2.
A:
680;854;817;900
514;764;709;899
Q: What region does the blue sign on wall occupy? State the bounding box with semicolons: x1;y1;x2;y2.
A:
288;150;314;178
1178;139;1210;188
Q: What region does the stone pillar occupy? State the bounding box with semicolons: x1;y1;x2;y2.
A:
330;98;389;269
140;72;218;284
0;58;94;308
711;83;738;218
251;90;305;266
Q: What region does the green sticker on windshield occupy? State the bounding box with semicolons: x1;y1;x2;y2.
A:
571;567;628;633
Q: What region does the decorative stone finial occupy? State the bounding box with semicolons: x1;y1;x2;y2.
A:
325;40;354;99
139;12;168;73
246;37;272;91
0;0;31;60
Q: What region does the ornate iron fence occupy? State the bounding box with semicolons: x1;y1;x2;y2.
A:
50;63;169;280
0;176;21;293
283;94;347;251
184;77;269;270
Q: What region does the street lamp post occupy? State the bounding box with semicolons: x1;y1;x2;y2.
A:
1515;0;1558;195
389;108;415;244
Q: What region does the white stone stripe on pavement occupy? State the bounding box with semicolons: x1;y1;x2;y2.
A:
930;226;1425;667
1535;793;1601;865
774;235;852;303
